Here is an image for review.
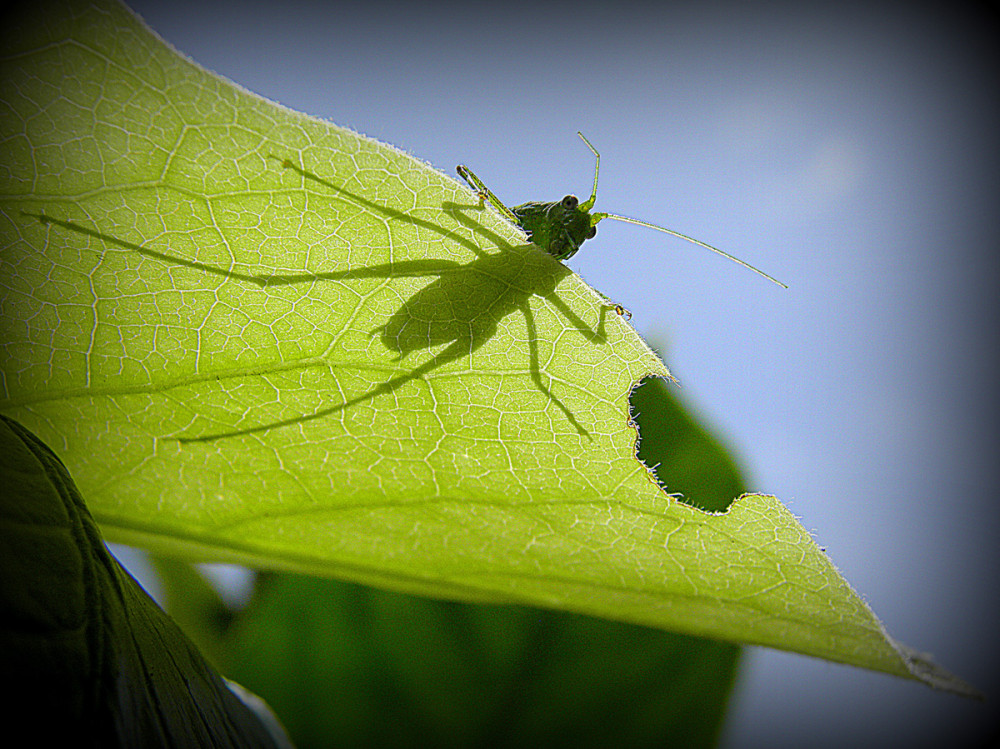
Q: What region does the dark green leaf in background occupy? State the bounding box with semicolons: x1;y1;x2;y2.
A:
631;374;745;513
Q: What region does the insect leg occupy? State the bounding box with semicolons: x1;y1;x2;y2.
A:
603;303;632;321
456;165;521;225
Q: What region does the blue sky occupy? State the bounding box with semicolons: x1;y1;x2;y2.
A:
120;0;999;744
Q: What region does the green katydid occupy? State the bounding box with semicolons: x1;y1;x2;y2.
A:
456;132;787;298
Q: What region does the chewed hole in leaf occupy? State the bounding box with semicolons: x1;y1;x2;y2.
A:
628;376;745;513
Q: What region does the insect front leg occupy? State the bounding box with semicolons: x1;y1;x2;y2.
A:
594;289;632;321
603;302;632;321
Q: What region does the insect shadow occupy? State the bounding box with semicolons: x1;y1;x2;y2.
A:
25;160;617;441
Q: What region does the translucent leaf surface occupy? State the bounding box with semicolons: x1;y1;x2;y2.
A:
154;377;749;747
0;0;977;695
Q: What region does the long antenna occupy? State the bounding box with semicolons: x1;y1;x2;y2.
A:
577;131;600;211
594;211;788;288
576;131;787;288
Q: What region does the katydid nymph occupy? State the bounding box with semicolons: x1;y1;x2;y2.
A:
456;132;786;317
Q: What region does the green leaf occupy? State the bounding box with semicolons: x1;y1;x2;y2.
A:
0;415;291;747
157;381;748;747
0;0;978;695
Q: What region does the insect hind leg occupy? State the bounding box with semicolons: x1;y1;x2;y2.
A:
456;165;520;224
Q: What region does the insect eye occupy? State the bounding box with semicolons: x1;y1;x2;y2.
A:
561;195;578;209
587;226;597;239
